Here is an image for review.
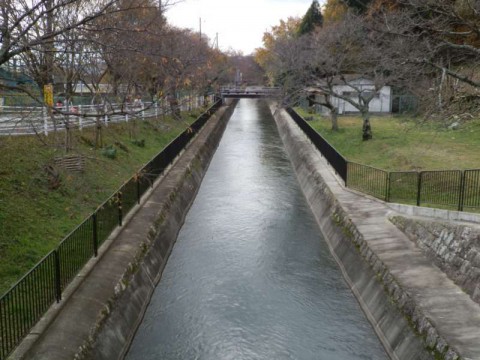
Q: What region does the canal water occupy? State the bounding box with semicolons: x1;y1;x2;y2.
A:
126;99;387;360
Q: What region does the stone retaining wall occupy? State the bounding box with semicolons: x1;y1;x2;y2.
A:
391;216;480;304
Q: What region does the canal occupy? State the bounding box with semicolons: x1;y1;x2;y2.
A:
126;99;388;359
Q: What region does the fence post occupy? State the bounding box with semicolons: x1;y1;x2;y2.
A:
155;101;158;119
344;162;349;187
118;192;123;227
104;104;108;126
43;107;48;136
137;177;141;204
54;250;62;303
416;172;423;207
92;213;98;257
459;171;466;212
0;299;3;359
385;172;391;202
78;105;83;130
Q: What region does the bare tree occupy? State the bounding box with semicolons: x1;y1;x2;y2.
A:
370;0;480;117
258;12;423;139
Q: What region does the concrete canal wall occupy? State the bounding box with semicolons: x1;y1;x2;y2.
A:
270;103;480;360
13;100;237;360
84;100;238;360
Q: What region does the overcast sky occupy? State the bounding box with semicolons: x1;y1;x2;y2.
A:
165;0;324;55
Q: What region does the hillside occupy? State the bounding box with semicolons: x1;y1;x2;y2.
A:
0;110;203;295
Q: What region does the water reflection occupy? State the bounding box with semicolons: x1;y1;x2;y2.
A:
126;99;387;360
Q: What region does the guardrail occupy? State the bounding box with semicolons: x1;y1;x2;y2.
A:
286;107;480;213
0;99;222;360
0;95;215;136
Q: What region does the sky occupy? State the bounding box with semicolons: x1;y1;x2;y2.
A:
165;0;323;55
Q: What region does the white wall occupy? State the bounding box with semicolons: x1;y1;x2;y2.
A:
316;79;391;114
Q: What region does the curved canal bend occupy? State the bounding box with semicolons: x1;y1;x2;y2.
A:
126;99;388;360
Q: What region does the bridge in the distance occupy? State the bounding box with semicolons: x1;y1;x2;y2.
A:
220;86;281;99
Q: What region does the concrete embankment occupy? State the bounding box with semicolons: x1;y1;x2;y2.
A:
270;103;480;360
12;100;237;360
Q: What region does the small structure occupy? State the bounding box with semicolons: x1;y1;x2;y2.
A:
314;76;392;115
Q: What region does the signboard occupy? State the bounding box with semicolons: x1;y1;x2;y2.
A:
43;84;53;107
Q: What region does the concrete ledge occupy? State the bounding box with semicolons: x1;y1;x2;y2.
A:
270;103;480;360
12;100;237;360
387;203;480;225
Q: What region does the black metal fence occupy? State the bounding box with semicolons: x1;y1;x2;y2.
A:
286;107;347;182
287;108;480;213
346;163;388;200
0;99;222;360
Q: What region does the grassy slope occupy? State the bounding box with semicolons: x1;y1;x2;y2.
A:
296;108;480;171
0;110;203;295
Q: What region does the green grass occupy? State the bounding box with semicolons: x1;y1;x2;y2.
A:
0;109;205;295
296;108;480;171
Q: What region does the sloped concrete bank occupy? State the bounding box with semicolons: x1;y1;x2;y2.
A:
85;100;239;360
14;100;237;360
269;104;450;360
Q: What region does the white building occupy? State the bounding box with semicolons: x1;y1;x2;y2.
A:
314;76;392;115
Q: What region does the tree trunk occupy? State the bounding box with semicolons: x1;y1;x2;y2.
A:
361;110;372;141
330;108;338;131
95;120;103;149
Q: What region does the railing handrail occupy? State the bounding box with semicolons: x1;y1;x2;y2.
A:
347;161;389;174
0;249;56;302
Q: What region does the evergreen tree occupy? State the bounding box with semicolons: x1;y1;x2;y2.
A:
343;0;372;13
297;0;323;36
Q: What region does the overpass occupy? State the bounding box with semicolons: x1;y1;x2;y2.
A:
219;86;281;99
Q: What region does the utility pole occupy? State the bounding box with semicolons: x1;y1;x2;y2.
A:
199;17;202;40
45;0;54;85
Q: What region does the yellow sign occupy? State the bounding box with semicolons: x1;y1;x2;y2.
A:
44;84;53;107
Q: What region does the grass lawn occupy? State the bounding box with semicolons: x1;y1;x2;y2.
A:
0;109;205;295
295;108;480;171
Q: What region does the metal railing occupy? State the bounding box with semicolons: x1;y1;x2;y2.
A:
0;99;222;360
286;107;480;213
0;95;216;136
286;107;347;182
346;163;388;200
